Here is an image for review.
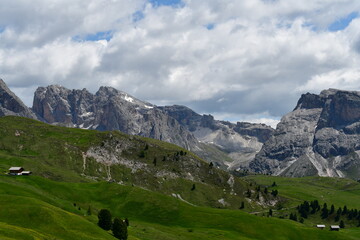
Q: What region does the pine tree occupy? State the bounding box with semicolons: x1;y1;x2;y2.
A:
191;184;196;191
271;181;277;187
330;204;335;215
240;201;245;209
339;220;345;228
321;203;329;219
310;200;319;214
98;209;112;230
112;218;128;240
342;205;348;215
337;207;342;215
87;206;92;216
112;218;122;238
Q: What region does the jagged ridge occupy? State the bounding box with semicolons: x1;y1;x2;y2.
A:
250;89;360;179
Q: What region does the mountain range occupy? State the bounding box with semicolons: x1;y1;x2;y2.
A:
2;78;360;179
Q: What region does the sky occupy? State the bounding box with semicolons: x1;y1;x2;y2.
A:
1;0;360;128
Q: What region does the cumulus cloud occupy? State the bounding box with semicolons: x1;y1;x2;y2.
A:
1;0;360;126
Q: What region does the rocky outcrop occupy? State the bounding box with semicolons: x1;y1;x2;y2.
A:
250;89;360;179
159;105;275;170
32;85;199;151
0;79;37;119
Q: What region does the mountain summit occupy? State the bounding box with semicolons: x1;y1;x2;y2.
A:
250;89;360;178
32;85;199;150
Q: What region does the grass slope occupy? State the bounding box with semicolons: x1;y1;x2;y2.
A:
245;175;360;228
245;175;360;209
0;175;359;240
0;116;360;239
0;116;252;210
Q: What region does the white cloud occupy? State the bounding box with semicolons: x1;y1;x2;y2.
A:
1;0;360;124
298;69;360;93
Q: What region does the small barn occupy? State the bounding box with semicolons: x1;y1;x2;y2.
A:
330;225;340;231
316;224;325;229
21;171;32;175
9;167;24;175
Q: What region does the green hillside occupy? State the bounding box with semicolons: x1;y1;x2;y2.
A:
0;175;359;240
0;116;360;239
0;116;254;210
245;175;360;228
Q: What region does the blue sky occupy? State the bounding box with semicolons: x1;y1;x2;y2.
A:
149;0;183;7
329;12;358;31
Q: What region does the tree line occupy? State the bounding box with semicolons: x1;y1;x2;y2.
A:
294;200;360;228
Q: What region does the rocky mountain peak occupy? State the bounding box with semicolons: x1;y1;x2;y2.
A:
0;79;37;119
96;86;119;96
250;88;360;179
32;85;198;150
294;92;325;110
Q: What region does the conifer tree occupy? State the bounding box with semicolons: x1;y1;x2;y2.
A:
98;209;112;230
87;206;92;216
330;204;335;215
342;205;348;215
340;220;345;228
112;218;128;240
321;203;329;219
337;207;342;215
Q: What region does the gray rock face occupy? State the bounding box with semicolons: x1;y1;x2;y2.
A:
251;89;360;179
32;85;199;150
0;79;37;119
159;105;275;170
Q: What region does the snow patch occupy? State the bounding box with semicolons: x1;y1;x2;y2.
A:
123;95;134;103
80;112;93;117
